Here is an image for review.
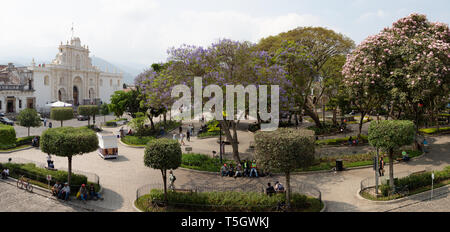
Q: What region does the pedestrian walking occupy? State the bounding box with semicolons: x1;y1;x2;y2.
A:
169;170;176;191
379;156;385;177
172;133;177;140
49;122;53;128
186;130;191;142
179;132;185;146
44;118;47;127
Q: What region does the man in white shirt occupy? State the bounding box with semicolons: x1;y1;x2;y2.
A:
58;183;71;201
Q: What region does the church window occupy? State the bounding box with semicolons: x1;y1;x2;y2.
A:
44;76;49;86
19;100;22;109
110;79;112;86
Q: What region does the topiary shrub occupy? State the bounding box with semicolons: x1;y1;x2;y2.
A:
369;120;415;189
50;107;74;127
0;125;16;147
255;128;315;208
78;105;99;126
144;138;182;202
40;127;98;186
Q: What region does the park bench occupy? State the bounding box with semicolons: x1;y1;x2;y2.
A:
45;167;58;171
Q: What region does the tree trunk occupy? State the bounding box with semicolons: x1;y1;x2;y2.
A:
304;105;323;128
88;118;91;127
163;113;167;125
220;120;240;162
288;114;292;125
358;112;366;136
148;115;155;130
93;115;96;126
332;109;337;126
295;114;299;127
61;120;63;127
389;149;394;190
286;171;291;209
67;156;72;187
28;127;30;137
162;169;168;202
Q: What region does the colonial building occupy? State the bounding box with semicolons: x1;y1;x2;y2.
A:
31;37;123;112
0;63;35;114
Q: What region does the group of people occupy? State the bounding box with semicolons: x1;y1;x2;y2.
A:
51;182;103;202
266;181;285;196
347;136;359;146
43;118;53;129
46;154;55;169
51;182;72;201
173;125;195;146
1;168;9;179
221;160;260;178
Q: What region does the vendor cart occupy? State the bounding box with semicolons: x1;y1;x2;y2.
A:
97;132;119;159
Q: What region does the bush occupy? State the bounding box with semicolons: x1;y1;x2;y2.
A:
307;122;341;135
379;166;450;197
16;136;40;146
50;107;74;126
197;130;223;138
0;125;16;147
121;135;155;146
248;123;260;133
0;162;90;193
181;153;231;172
137;189;320;212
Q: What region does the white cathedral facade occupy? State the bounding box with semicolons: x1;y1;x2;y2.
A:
31;37;123;112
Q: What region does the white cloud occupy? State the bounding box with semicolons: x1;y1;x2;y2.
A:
0;1;324;68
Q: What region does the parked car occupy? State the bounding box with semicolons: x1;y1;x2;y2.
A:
77;115;90;121
0;113;5;117
0;117;14;126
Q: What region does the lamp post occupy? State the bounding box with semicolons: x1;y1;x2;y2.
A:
219;123;223;164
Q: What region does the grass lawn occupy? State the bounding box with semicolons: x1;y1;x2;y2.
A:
121;135;155;146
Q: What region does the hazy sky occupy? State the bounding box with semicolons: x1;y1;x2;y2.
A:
0;0;449;71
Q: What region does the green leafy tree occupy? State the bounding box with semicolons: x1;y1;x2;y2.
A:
109;91;128;118
17;108;42;136
368;120;415;189
258;27;355;128
254;128;315;208
100;103;110;122
77;105;99;126
50;107;74;127
144;138;182;202
40;127;98;186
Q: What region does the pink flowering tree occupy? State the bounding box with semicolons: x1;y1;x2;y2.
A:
343;13;450;136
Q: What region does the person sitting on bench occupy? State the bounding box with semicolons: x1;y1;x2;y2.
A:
266;183;276;196
402;151;410;162
1;168;9;179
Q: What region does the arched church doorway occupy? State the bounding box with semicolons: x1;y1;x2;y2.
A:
73;86;79;106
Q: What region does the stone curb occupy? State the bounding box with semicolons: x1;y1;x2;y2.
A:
320;200;327;212
356;184;450;205
0;146;34;154
132;200;144;212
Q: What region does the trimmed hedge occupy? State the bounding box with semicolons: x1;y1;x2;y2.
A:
136;189;322;212
380;166;450;197
121;135;155;146
0;162;92;193
181;153;232;172
0;125;16;148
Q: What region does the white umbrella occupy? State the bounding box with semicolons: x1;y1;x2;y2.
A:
45;101;72;108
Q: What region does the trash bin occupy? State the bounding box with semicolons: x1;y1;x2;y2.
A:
336;159;344;171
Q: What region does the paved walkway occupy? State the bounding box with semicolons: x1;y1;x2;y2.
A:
1;119;449;211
